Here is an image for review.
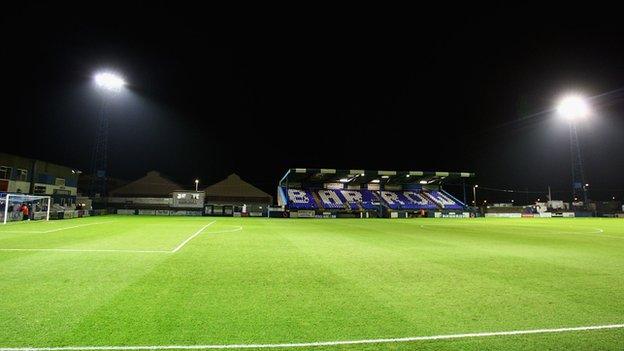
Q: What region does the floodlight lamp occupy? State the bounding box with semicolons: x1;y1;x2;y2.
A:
419;180;428;185
94;72;126;92
557;95;589;121
371;179;380;184
339;178;349;183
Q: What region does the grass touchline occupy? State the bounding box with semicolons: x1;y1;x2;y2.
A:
1;323;623;350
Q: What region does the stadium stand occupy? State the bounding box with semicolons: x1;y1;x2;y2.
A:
337;190;363;210
317;189;345;209
277;168;475;217
286;188;318;210
424;190;464;210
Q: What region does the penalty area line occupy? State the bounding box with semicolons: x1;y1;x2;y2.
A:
1;323;622;350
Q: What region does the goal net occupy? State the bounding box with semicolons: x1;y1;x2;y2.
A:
1;194;51;224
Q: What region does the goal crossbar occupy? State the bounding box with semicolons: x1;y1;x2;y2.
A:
2;194;51;224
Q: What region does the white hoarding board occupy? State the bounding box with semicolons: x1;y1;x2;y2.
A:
172;191;205;209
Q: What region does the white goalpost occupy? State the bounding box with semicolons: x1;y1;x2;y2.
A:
1;194;51;224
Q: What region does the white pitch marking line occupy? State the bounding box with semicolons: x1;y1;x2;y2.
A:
0;221;230;254
170;221;216;253
205;226;242;234
0;248;169;253
40;221;117;233
0;323;622;350
416;223;620;238
0;221;115;234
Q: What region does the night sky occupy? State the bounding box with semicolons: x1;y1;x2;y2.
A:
2;4;624;202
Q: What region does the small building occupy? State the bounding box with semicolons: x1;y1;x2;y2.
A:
0;152;79;206
106;171;183;210
203;174;273;216
104;171;271;216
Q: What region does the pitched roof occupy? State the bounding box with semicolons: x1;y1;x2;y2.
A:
204;174;272;200
109;171;183;197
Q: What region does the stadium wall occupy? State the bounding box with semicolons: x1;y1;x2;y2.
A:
0;152;79;208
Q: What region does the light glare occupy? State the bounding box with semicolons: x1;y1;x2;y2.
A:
557;95;589;121
94;72;126;92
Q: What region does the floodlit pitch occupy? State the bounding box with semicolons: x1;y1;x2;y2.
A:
0;216;623;350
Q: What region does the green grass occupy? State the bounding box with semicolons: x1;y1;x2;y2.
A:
0;216;623;350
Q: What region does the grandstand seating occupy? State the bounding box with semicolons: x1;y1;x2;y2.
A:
379;190;439;210
284;187;463;211
425;190;463;210
403;191;438;210
286;188;318;210
336;190;361;210
359;189;381;210
317;189;345;209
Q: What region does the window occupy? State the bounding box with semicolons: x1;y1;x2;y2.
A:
55;178;65;186
0;166;12;180
17;169;28;181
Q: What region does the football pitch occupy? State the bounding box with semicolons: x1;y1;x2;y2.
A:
0;216;623;351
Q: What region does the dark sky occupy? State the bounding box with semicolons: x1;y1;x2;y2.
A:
2;4;624;202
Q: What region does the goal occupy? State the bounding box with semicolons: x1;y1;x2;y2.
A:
1;194;51;224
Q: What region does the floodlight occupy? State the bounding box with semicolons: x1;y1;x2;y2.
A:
339;178;349;183
557;95;589;121
419;180;428;185
371;179;380;183
94;72;126;92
